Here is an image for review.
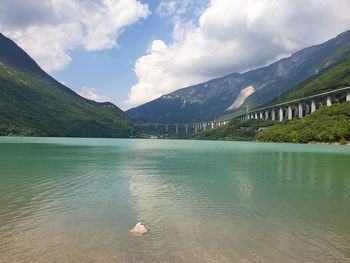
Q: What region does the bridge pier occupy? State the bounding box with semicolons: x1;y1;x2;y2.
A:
185;124;188;134
347;91;350;102
279;107;283;122
327;96;332;106
166;124;168;133
311;99;316;113
288;105;292;120
259;112;263;119
298;103;303;118
288;105;293;120
271;109;276;121
265;111;269;120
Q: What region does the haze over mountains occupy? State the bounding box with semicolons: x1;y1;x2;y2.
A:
0;33;133;137
127;30;350;123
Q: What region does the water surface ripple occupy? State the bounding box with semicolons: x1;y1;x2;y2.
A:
0;138;349;262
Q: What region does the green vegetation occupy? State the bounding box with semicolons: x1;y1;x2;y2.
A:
193;119;276;141
200;54;350;144
256;103;350;144
267;56;350;105
254;56;350;144
195;103;350;144
0;34;133;137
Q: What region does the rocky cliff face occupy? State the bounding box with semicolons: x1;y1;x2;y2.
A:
226;85;255;111
128;30;350;123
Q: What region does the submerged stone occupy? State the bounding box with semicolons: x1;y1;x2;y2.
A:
130;222;148;235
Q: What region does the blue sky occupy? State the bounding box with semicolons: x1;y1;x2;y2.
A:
52;0;176;109
1;0;350;110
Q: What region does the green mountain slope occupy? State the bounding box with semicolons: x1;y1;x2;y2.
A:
0;33;133;137
265;56;350;106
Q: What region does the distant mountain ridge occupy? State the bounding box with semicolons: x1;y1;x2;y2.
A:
128;29;350;123
0;33;133;137
193;54;350;142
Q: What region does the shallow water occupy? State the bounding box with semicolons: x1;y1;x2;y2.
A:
0;137;350;262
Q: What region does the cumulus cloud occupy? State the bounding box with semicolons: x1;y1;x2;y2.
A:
78;87;108;102
0;0;149;72
126;0;350;108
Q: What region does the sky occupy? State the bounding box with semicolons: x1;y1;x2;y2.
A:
1;0;350;110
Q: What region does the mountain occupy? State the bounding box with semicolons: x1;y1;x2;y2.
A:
265;55;350;106
127;29;350;123
193;56;350;142
0;33;133;137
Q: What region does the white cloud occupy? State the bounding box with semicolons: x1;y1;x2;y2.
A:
78;87;108;102
126;0;350;108
157;1;178;17
157;0;208;18
0;0;150;72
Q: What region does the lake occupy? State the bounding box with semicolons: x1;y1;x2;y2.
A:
0;137;349;262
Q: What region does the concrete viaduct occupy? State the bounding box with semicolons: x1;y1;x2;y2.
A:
135;86;350;135
134;120;230;136
236;86;350;122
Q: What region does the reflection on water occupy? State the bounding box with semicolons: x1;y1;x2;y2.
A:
0;138;350;262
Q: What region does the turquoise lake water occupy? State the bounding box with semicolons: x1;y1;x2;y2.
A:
0;137;349;262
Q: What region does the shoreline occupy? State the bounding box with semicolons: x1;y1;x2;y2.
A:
1;135;350;146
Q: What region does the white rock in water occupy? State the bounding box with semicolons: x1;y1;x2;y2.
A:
130;222;148;234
